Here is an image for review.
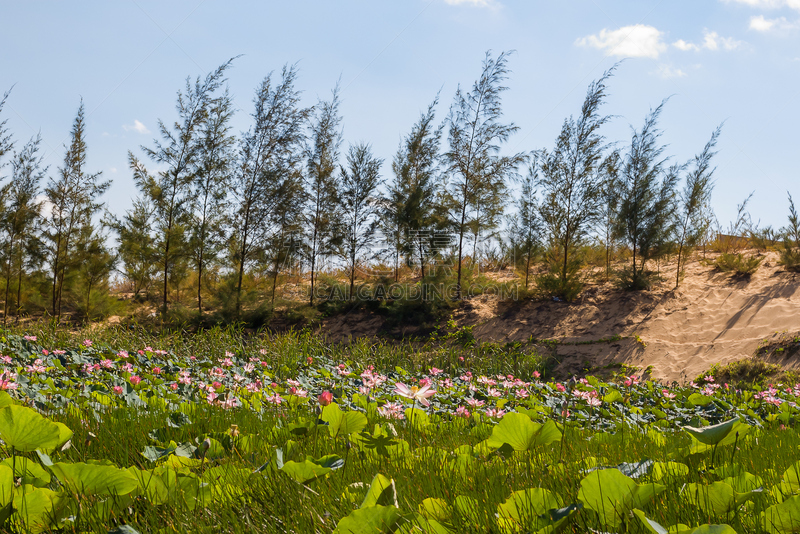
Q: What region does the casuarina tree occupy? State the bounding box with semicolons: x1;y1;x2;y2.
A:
443;50;526;298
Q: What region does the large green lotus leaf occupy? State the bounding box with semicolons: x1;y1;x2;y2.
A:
399;513;454;534
280;455;343;484
783;461;800;492
419;498;452;522
486;413;543;451
43;422;73;453
454;495;484;527
50;462;139;496
175;473;213;510
497;488;577;534
685;481;759;516
0;465;13;506
683;418;741;446
202;465;253;485
334;505;403;534
689;526;737;534
687;393;714;407
632;509;698;534
127;467;170;505
404;408;431;431
86;492;135;523
0;392;13;408
578;469;665;528
652;462;690;482
11;486;67;534
322;404;368;438
633;509;669;534
0;457;50;487
361;473;398;508
0;405;63;452
533;420;563;448
723;472;763;493
762;495;800;533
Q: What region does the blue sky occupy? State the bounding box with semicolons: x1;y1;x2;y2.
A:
1;0;799;230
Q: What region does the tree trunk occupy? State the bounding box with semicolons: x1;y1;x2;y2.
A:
16;257;23;321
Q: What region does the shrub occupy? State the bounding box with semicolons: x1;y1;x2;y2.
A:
615;267;660;291
778;193;800;272
713;252;762;276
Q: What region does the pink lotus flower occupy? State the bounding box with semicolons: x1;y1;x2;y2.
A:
484;408;505;418
377;402;405;420
394;381;436;407
152;367;162;374
556;383;566;393
113;386;124;395
0;356;11;364
662;389;676;400
130;375;141;385
318;391;333;406
23;335;36;341
170;383;178;391
429;367;443;376
456;406;470;418
82;339;93;347
466;398;485;408
265;392;283;405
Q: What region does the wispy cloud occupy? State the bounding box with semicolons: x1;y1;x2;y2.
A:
673;30;745;51
122;120;150;135
749;14;800;30
655;64;688;78
576;25;667;59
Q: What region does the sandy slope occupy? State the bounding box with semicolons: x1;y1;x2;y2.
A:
320;251;800;383
463;251;800;382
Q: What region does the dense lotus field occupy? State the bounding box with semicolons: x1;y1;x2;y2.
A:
2;330;800;532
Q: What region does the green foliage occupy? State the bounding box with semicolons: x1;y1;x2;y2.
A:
714;252;763;276
0;328;797;531
537;67;615;302
614;101;679;291
615;267;660;291
779;193;800;272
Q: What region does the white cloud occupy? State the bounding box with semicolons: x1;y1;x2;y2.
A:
672;29;744;51
704;30;745;49
110;167;118;173
443;0;498;6
673;39;699;51
749;14;800;30
722;0;800;10
576;24;667;59
122;120;150;135
655;64;688;79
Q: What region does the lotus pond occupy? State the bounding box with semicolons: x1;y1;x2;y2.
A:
1;327;800;533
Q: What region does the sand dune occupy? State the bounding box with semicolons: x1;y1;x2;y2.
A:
463;251;800;382
320;251;800;383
